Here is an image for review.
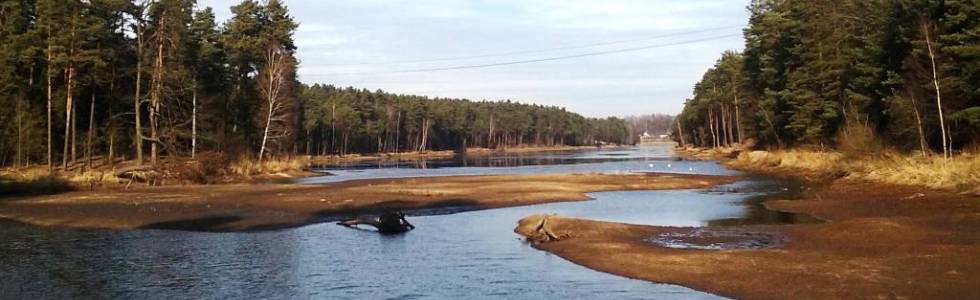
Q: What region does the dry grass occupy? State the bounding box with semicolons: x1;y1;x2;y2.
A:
67;170;123;185
732;150;844;172
229;156;310;176
851;152;980;192
731;149;980;193
0;167;73;196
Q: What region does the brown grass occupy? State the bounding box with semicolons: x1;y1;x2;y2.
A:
729;149;980;193
0;168;74;196
228;156;310;176
850;152;980;192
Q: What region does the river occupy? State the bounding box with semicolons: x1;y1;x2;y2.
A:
0;144;812;299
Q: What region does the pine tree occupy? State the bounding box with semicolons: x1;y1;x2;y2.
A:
187;6;229;158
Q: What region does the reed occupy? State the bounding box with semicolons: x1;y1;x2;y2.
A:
731;149;980;193
229;156;310;176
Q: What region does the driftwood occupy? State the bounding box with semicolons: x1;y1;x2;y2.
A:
338;211;415;234
532;216;562;242
114;165;165;186
520;215;572;243
114;165;154;178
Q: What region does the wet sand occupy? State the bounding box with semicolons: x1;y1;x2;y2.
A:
0;173;733;232
515;180;980;299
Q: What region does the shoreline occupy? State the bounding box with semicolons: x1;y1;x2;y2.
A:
515;179;980;299
0;172;734;232
0;144;620;196
675;145;980;194
308;145;617;164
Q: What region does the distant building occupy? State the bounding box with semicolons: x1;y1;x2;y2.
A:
639;131;672;143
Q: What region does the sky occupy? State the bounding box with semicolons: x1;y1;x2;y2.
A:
208;0;749;117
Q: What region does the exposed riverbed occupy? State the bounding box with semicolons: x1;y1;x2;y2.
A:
0;145;813;299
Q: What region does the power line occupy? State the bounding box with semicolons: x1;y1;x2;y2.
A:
304;33;741;77
308;25;745;67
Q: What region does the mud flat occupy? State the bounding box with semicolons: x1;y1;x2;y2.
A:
0;173;733;232
516;180;980;300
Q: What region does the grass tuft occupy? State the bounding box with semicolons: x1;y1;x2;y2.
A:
229;156;310;176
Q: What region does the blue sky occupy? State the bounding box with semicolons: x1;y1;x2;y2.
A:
209;0;749;117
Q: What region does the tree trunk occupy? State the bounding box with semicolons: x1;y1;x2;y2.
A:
395;111;401;153
259;97;274;161
149;40;164;165
675;118;686;147
720;105;728;147
15;92;23;167
107;67;116;167
488;114;494;148
192;79;197;159
62;66;74;170
343;131;350;156
924;23;948;160
910;94;928;155
732;77;742;143
134;22;144;165
708;108;716;148
46;42;53;171
71;87;78;165
87;93;95;170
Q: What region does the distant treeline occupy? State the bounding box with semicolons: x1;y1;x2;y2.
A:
677;0;979;155
0;0;631;168
300;85;633;156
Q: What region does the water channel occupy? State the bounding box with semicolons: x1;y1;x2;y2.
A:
0;145;812;299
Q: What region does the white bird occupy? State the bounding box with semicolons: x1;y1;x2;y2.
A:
688;167;694;171
667;163;672;168
648;163;654;168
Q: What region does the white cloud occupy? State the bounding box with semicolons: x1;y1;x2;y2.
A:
207;0;748;116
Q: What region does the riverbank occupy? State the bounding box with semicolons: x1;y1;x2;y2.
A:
676;146;980;194
0;145;613;195
516;177;980;299
729;149;980;194
309;145;608;164
0;173;734;232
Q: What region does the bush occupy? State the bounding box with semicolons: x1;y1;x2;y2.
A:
836;122;885;158
173;152;232;184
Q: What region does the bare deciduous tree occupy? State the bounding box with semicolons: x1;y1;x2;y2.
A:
923;23;949;160
257;42;296;161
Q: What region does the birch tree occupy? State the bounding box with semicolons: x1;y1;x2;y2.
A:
257;42;296;160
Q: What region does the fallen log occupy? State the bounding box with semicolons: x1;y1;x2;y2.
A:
338;211;415;234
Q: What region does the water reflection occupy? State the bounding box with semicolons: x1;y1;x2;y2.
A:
313;146;677;171
300;146;737;184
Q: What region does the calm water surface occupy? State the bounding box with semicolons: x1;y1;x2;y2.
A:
300;145;737;184
0;145;809;299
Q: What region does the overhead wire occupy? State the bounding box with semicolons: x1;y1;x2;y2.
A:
308;24;745;67
303;33;742;77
